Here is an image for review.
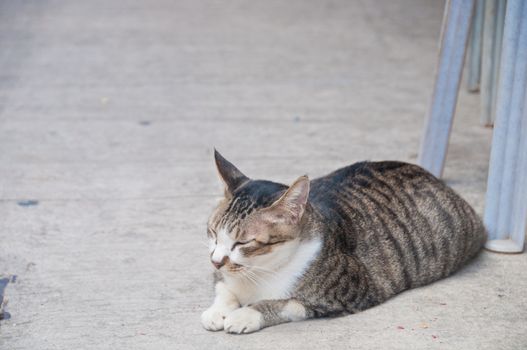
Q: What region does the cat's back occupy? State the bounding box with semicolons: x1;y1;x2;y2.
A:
310;161;413;196
310;161;486;299
310;161;426;207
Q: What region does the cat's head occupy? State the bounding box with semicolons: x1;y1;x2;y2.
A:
207;150;310;276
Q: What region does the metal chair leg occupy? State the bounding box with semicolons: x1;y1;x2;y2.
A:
467;0;485;92
418;0;475;178
484;0;527;253
480;0;506;126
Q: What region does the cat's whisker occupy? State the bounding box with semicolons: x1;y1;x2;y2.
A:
247;265;279;278
248;274;261;288
251;266;277;274
241;269;259;285
241;269;261;288
245;269;274;289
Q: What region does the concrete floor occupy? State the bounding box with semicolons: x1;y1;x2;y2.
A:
1;0;526;349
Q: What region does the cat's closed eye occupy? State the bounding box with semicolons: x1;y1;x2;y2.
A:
231;240;255;250
267;240;287;246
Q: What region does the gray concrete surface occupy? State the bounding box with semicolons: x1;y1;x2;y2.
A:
1;0;526;349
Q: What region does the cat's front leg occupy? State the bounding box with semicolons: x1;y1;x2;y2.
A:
224;299;310;334
201;281;240;331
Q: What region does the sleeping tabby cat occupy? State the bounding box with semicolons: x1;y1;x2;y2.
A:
201;150;486;334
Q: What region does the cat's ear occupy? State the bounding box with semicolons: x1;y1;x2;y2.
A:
264;175;310;225
214;149;249;196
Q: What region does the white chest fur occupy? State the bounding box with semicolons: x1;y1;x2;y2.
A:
224;238;322;306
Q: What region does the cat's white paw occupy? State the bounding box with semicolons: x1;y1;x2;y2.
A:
224;307;264;334
201;305;233;331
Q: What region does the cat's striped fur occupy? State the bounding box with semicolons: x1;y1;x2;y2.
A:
202;151;486;334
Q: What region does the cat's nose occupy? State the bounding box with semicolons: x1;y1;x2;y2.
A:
212;256;229;269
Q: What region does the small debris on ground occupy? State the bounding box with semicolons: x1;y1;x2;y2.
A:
17;200;39;207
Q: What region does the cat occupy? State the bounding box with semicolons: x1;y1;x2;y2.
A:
201;150;487;334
